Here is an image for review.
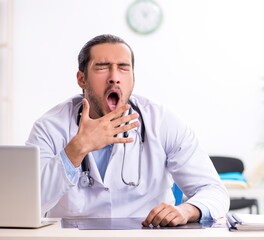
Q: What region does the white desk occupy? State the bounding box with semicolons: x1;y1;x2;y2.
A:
1;219;264;240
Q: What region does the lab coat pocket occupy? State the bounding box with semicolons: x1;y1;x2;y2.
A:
59;186;86;215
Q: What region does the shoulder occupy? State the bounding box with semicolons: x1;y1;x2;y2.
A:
130;94;189;134
40;94;82;120
33;95;83;129
130;94;180;122
130;94;163;113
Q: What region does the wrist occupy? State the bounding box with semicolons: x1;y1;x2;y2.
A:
179;203;201;223
65;137;89;167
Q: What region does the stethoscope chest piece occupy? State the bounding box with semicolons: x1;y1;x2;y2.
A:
79;171;94;188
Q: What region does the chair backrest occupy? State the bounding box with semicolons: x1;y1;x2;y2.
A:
210;156;244;173
210;156;259;214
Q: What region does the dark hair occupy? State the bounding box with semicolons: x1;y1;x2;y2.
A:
78;34;135;75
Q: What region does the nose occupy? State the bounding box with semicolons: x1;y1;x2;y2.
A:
108;78;120;85
108;64;120;85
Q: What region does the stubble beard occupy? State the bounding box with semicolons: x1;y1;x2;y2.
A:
86;86;105;119
84;79;133;119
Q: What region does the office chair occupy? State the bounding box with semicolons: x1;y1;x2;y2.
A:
172;183;183;205
210;156;259;214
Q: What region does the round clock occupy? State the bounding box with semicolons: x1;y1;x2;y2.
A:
126;0;163;35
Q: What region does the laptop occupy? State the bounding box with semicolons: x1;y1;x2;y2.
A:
0;145;54;228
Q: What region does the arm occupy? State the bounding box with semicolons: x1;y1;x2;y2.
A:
142;107;229;227
26;98;140;215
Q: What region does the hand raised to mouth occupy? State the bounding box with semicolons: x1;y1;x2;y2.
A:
65;98;140;167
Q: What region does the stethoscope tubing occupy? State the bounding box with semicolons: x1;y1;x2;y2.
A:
77;99;145;187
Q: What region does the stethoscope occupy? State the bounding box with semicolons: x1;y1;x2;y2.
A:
77;100;145;188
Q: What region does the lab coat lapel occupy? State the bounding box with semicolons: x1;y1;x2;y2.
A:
103;140;124;187
87;152;103;185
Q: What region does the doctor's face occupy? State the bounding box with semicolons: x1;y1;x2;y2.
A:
78;43;135;119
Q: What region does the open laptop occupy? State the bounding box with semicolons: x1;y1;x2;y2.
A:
0;145;54;228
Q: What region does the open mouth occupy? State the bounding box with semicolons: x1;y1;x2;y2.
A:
106;91;120;111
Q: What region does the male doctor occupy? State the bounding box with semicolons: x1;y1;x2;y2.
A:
26;34;229;227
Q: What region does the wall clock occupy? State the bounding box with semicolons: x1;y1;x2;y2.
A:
126;0;163;35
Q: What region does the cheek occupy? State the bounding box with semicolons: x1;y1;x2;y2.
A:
123;80;134;99
86;73;106;89
128;77;135;89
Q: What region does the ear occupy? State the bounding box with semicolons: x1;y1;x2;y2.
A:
77;71;86;89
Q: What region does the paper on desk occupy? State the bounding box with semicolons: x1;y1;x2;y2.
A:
227;213;264;231
234;213;264;225
61;218;212;230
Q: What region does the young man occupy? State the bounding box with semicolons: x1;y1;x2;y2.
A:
26;34;229;227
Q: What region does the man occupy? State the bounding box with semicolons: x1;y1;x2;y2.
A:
26;34;229;227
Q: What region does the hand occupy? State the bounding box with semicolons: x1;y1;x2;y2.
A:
141;203;201;227
65;98;140;167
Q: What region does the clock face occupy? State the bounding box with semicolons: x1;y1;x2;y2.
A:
126;0;163;35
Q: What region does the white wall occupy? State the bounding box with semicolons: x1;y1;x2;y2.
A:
11;0;264;171
0;0;13;144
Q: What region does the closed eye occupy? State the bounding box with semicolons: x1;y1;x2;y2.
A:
95;62;110;70
118;63;131;71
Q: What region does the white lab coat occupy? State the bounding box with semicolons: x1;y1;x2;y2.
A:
26;94;229;219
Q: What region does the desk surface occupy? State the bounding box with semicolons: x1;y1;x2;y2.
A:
1;218;264;240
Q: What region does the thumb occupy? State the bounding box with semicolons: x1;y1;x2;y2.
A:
80;98;90;123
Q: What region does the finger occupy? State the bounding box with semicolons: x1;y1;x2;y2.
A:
111;136;134;144
159;208;180;227
141;203;167;227
112;120;140;136
104;104;131;122
111;112;139;128
167;215;182;227
163;205;188;227
151;208;172;227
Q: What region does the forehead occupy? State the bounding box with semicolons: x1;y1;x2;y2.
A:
89;43;132;64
